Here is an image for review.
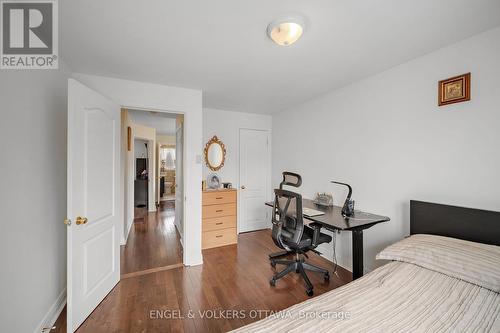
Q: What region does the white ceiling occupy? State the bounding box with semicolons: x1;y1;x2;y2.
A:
61;0;500;114
128;110;177;135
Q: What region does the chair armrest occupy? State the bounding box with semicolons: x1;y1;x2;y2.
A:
309;222;322;247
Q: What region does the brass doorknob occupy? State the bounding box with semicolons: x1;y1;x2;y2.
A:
64;219;71;226
76;216;88;225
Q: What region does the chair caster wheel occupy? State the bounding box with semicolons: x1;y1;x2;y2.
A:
306;289;314;296
324;272;330;281
270;278;276;287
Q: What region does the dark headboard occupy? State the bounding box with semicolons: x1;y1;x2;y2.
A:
410;200;500;246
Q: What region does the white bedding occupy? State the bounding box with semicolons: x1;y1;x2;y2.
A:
232;235;500;333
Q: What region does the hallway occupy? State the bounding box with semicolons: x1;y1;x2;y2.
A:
120;201;183;276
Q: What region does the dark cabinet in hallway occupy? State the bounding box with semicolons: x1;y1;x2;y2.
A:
134;179;148;207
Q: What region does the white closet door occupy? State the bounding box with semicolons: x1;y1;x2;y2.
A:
239;129;270;232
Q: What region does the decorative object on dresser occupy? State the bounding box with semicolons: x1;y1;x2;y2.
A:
207;173;221;189
204;135;226;171
202;189;238;249
438;72;471;106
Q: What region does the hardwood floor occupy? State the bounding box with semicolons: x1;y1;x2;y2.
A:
55;229;351;333
121;201;183;275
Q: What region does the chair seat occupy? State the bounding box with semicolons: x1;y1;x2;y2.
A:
284;225;332;249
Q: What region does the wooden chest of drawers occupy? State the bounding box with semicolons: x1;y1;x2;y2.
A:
202;189;237;249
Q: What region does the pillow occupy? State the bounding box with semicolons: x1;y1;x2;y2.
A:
376;234;500;292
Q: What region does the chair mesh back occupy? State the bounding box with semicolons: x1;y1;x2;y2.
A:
280;172;302;189
271;189;304;249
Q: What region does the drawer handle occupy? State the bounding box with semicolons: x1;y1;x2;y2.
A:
216;197;223;199
216;210;223;212
215;222;223;225
216;235;223;238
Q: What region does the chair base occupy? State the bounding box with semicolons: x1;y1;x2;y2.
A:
270;255;330;296
268;250;291;259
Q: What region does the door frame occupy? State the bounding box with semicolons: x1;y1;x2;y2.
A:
121;107;187;263
237;128;272;234
131;136;155;213
72;73;203;267
174;119;184;245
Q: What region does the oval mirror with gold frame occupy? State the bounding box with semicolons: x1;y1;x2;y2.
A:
204;135;226;171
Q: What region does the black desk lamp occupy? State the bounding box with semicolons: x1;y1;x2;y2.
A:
331;181;354;217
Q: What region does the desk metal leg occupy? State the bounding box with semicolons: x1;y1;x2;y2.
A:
352;229;363;280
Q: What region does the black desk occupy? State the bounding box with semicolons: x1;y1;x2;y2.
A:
265;199;390;280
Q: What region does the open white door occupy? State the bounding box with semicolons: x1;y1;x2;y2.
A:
239;129;270;232
67;79;121;332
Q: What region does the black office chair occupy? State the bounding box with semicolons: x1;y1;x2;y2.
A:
268;172;302;260
269;185;332;296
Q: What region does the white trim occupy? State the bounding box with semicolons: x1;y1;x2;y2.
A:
34;288;66;333
185;259;203;267
72;73;202;269
122;216;134;245
174;223;184;248
179;237;184;248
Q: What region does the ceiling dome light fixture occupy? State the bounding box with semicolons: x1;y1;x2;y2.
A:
267;16;305;46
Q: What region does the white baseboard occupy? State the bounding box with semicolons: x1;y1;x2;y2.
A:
34;288;66;333
185;258;203;266
174;223;183;248
121;216;135;245
125;217;134;242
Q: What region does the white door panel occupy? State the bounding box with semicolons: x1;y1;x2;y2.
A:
67;79;120;332
242;197;268;231
239;129;270;233
85;110;114;222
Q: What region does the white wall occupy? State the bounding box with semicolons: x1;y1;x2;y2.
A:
0;64;71;333
203;108;272;186
272;27;500;273
203;108;272;234
134;139;148;158
157;135;176;146
73;74;203;266
122;115;158;243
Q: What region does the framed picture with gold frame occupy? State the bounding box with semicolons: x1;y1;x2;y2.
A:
438;73;471;106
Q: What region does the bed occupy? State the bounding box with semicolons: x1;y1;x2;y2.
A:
232;201;500;332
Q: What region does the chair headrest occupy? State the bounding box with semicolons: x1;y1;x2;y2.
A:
280;172;302;189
